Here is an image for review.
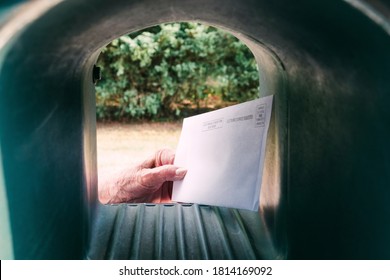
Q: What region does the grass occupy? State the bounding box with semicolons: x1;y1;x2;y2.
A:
96;121;182;185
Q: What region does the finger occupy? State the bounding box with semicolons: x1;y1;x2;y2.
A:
149;182;173;203
138;165;187;189
155;149;175;166
160;181;173;203
140;149;175;168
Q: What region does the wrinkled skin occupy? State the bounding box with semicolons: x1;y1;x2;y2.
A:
99;149;187;204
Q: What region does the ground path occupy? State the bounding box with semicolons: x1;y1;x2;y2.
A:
97;122;182;185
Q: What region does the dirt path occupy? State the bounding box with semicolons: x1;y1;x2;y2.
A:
97;122;182;184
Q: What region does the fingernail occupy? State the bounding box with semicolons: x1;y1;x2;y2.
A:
175;168;187;178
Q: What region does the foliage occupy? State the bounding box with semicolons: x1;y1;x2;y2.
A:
95;22;260;121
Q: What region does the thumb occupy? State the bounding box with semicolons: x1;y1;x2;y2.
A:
139;165;187;189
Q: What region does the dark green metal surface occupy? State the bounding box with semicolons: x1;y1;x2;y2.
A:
0;0;389;259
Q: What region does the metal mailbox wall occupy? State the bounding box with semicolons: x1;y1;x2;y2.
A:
0;0;389;259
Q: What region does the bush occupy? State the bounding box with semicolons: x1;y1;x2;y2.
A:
95;22;260;121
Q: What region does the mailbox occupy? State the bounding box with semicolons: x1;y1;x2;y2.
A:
0;0;389;259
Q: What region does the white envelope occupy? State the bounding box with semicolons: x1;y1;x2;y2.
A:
172;95;273;211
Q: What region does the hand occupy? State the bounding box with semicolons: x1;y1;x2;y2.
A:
99;149;187;204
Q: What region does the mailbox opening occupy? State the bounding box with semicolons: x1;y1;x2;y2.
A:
94;22;261;205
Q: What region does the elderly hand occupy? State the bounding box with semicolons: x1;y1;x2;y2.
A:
99;149;187;204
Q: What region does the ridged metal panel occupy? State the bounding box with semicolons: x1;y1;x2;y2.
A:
87;204;277;260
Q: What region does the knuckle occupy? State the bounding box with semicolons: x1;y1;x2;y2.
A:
138;170;151;188
160;149;175;165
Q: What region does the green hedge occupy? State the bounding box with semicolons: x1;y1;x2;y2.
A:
95;22;260;121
